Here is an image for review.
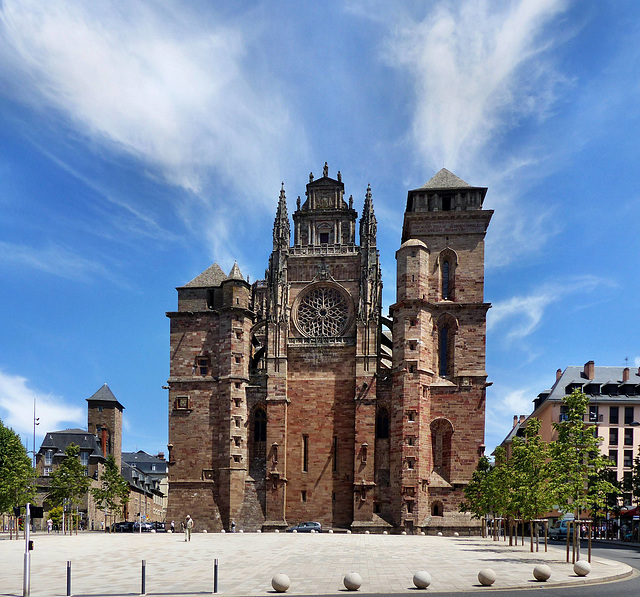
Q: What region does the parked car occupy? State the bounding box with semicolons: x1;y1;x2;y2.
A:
153;521;167;533
286;521;322;533
133;521;154;532
111;521;135;533
548;519;575;541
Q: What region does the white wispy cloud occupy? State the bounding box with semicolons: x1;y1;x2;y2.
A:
0;240;115;282
384;0;568;171
0;370;84;443
488;275;608;343
0;1;303;208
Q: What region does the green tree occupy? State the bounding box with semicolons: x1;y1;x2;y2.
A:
91;454;130;529
49;505;63;529
509;418;554;550
49;443;92;533
550;389;617;557
0;419;36;538
459;455;495;520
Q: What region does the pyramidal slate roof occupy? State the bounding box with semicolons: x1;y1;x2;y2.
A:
420;168;471;189
227;261;244;281
86;383;124;410
184;262;227;288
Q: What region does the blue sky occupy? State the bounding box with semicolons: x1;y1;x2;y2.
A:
0;0;638;458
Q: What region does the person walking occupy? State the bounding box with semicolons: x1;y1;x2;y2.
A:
170;520;175;533
185;515;193;542
47;518;53;533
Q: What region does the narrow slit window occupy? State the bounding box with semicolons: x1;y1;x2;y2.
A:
303;435;309;472
333;436;338;472
439;326;448;377
442;261;450;299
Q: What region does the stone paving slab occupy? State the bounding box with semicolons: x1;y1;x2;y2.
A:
0;532;632;596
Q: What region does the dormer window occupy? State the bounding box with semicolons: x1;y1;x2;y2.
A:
44;450;53;466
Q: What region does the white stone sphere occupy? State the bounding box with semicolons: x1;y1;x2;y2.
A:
220;529;226;533
365;530;370;534
202;529;207;533
454;532;459;537
239;529;244;533
329;529;334;534
292;529;297;533
401;531;407;535
150;529;156;533
343;572;362;591
574;560;591;577
420;531;425;536
383;531;388;535
413;571;432;589
533;564;551;581
271;573;290;593
168;529;172;533
437;531;443;536
477;569;496;586
346;530;351;534
257;529;262;533
275;529;279;533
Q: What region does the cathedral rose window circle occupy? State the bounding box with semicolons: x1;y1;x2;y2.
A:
297;286;349;337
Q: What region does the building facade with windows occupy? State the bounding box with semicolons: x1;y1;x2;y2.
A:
502;361;640;507
166;166;493;533
34;384;167;529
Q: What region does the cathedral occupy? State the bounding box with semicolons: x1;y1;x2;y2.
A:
166;164;492;533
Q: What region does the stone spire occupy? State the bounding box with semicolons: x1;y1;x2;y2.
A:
359;184;377;248
272;182;290;250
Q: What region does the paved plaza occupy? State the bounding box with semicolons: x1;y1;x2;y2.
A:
0;531;633;596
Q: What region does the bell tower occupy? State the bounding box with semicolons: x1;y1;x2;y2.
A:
390;168;492;531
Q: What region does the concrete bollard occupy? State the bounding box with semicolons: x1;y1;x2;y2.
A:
533;564;551;581
239;529;244;533
202;529;207;533
346;530;351;534
292;530;297;533
477;569;496;586
343;572;362;591
271;573;291;593
574;560;591;577
420;531;425;536
413;571;432;589
257;529;262;533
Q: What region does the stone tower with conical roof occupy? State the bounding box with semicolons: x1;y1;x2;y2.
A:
87;383;124;470
166;166;491;534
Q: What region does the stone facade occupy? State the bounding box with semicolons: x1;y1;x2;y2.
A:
166;166;492;533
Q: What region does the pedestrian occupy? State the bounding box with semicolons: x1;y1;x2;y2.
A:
231;520;236;533
185;515;193;542
47;518;53;533
170;520;175;533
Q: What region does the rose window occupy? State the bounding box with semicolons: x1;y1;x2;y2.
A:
297;286;349;337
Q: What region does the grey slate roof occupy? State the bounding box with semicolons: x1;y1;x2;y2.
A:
86;383;124;410
546;366;640;402
420;168;471;189
38;429;104;459
183;262;227;288
227;261;244;281
122;450;168;476
121;461;163;495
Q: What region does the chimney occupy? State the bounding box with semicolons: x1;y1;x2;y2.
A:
519;414;526;425
157;452;165;460
513;415;518;428
584;360;595;380
623;367;630;382
556;368;562;381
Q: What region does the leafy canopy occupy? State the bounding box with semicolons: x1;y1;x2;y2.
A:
0;418;35;515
